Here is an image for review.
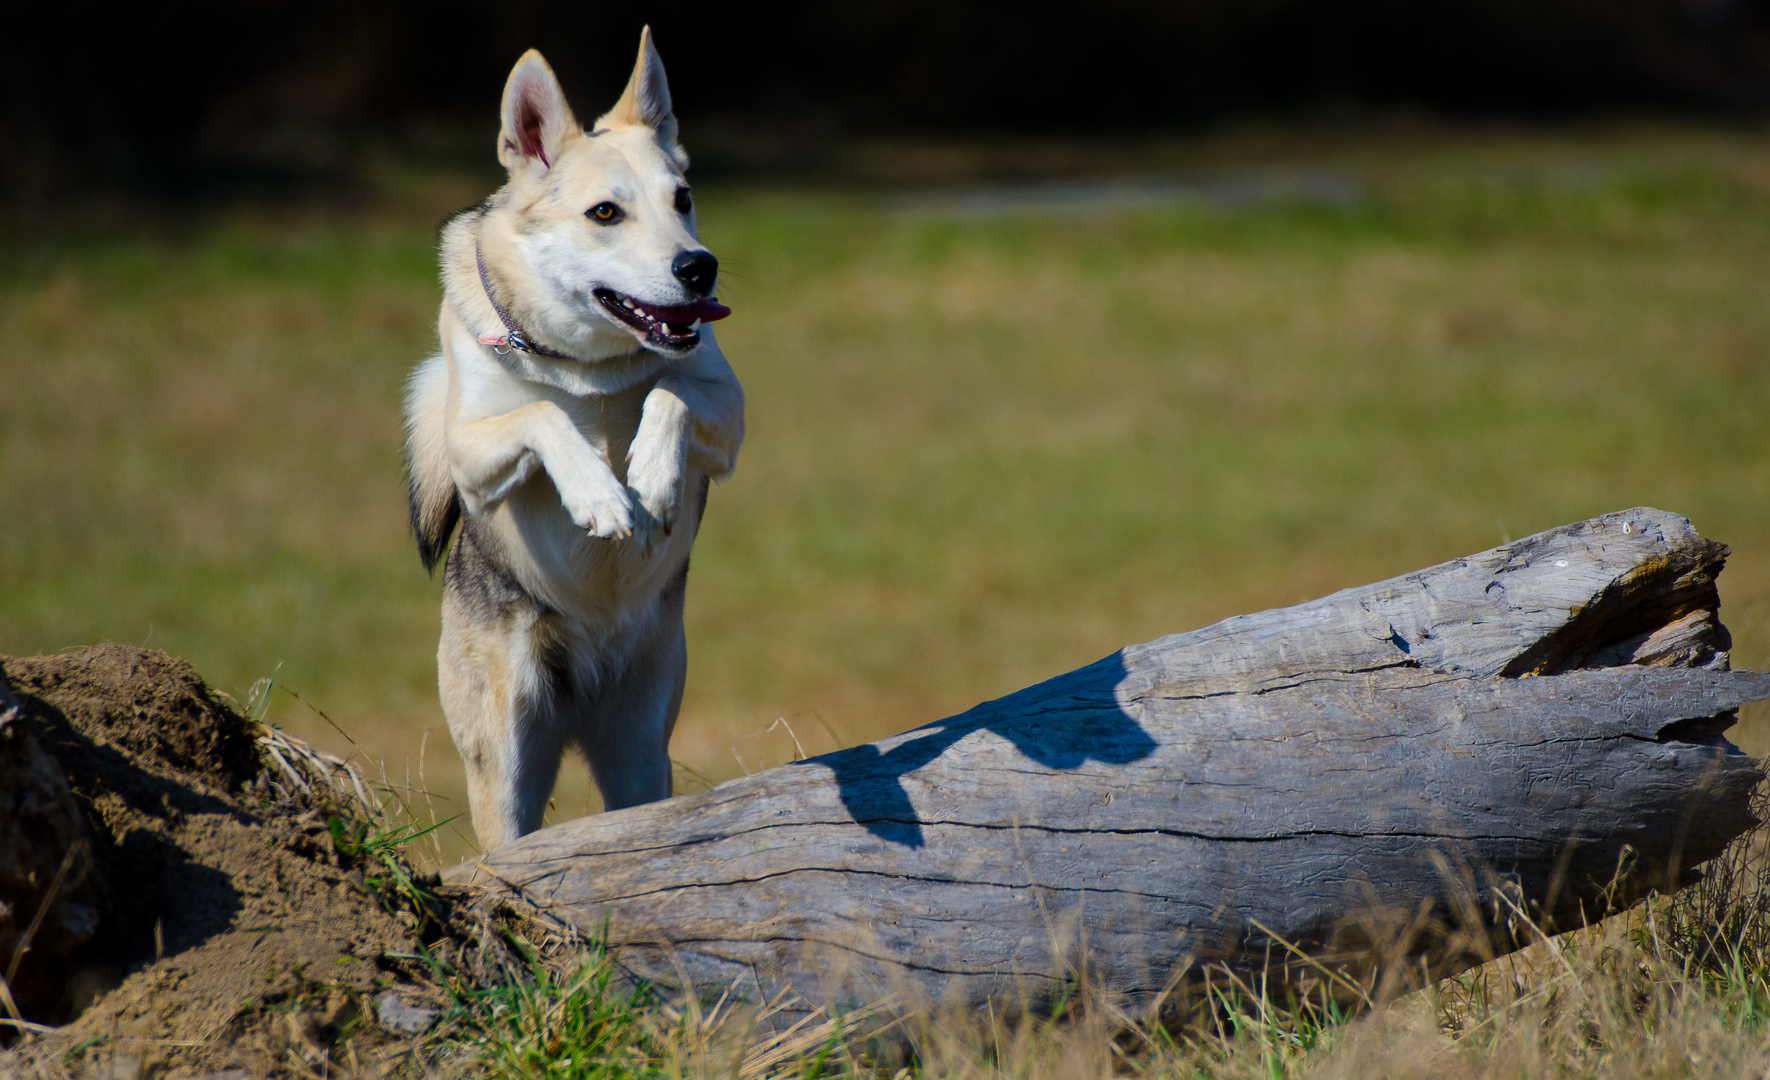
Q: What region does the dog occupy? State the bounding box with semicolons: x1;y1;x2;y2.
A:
403;28;744;850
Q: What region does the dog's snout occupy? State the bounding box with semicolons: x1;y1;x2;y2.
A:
671;250;718;296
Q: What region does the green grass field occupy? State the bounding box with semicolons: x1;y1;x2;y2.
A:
4;126;1770;867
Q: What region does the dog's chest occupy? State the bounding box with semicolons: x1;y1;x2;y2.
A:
551;380;650;483
490;375;693;619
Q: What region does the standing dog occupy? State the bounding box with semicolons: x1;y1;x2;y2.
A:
403;29;744;850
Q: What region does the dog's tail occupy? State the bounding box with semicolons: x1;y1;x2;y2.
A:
404;354;461;572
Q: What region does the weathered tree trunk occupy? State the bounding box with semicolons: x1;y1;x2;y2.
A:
450;508;1767;1020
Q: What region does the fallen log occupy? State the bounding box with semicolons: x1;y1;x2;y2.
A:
451;508;1767;1020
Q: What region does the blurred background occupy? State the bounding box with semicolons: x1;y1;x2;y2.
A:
3;1;1768;863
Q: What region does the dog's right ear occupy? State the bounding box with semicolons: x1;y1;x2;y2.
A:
498;50;578;176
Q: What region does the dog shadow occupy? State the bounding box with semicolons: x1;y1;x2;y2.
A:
806;651;1152;847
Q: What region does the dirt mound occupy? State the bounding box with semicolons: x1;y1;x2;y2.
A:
10;644;260;794
0;645;475;1078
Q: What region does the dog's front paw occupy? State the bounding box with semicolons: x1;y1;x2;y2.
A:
627;497;671;557
559;473;635;540
626;467;684;558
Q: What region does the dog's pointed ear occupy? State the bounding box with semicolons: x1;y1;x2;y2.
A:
599;26;679;149
498;50;578;175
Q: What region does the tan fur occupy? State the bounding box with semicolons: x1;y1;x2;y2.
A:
601;26;680;152
404;30;743;850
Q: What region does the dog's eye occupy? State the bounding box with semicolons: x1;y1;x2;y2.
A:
674;187;693;215
586;202;625;224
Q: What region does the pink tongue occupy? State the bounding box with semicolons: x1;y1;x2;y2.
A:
637;298;731;324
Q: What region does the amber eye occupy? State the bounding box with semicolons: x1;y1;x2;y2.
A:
587;201;624;224
674;187;693;215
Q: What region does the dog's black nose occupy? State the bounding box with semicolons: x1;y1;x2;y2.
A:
671;250;718;296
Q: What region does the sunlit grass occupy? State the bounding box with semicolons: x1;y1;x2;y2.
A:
3;128;1770;865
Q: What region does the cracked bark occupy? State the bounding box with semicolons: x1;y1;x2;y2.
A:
450;507;1768;1023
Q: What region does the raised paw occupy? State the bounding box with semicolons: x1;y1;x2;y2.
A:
559;475;635;540
626;477;684;557
627;499;672;558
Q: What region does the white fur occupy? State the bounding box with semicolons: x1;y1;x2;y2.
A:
404;31;744;850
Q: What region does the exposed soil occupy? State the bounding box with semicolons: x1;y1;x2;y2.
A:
0;645;478;1078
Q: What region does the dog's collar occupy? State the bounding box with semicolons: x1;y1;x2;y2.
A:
474;245;577;360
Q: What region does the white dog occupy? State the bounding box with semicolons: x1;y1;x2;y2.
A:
402;29;744;850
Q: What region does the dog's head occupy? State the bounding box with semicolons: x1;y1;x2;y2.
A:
492;30;727;360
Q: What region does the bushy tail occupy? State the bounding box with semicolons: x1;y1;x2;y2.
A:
404;354;461;572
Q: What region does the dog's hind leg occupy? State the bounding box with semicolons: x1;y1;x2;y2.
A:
576;574;687;812
438;530;568;850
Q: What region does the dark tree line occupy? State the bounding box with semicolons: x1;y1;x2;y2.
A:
3;0;1767;197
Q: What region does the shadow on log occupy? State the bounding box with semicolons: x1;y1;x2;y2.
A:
449;508;1768;1023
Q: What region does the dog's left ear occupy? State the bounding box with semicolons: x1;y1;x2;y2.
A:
599;26;680;153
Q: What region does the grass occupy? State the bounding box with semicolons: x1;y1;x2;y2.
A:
4;124;1770;870
423;936;899;1080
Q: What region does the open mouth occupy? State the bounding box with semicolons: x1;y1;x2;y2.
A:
594;288;731;351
